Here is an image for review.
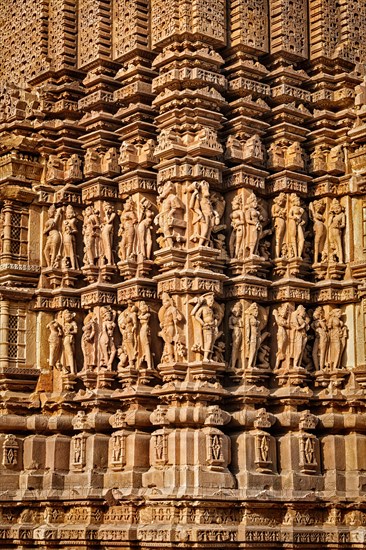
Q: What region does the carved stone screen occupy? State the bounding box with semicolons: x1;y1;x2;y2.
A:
0;0;366;547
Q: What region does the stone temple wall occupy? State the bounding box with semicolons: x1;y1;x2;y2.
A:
1;0;366;547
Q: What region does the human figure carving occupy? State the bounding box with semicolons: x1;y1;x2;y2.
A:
100;202;116;265
118;301;138;368
191;293;224;362
310;200;327;264
99;306;117;369
244;193;263;257
312;306;328;371
155;182;185;248
62;205;79;269
65;154;82;181
158;292;184;363
118;197;137;261
273;303;290;370
328;199;346;263
138;301;153;370
82;206;100;266
229;195;245;260
272;193;287;258
81;311;98;370
188;180;218;247
289;305;309;369
44;205;62;268
229;302;243;369
62;310;77;375
327;308;348;370
137;199;154;260
47;316;63;370
288;194;306;259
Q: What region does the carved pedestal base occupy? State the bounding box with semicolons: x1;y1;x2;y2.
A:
82;265;99;283
100;264;116;282
118;259;138;279
78;369;98;391
154;248;186;271
314;368;349;398
188;246;220;270
188;360;226;382
43;268;63;289
61;268;80;288
158;362;187;382
62;373;77;392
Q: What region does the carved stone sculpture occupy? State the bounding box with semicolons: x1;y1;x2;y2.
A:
188;180;217;247
287;193;306;259
158;292;185;363
328;199;346;264
100;202;116;265
310;200;327;264
312;307;328;371
138;301;153;370
118;197;137;261
99;306;117;369
137;199;154;260
229;302;243;370
81;311;98;370
47;316;63;369
82;206;100;266
229;195;245;260
43;205;62;268
244;193;263;257
155;181;185;248
327;308;348;370
118;301;138;368
272;193;287;258
62;310;77;375
191;293;224;362
62;205;79;269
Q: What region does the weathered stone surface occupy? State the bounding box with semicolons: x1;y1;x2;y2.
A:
0;0;366;548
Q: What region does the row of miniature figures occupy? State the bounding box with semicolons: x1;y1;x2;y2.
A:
47;296;348;384
42;186;346;281
45;135;347;183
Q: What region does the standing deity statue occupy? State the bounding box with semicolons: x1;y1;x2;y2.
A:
289;305;309;369
99;306;117;369
65;154;82;181
271;193;287;258
138;301;153;370
118;301;138;368
309;200;327;264
155;181;185;248
229;302;243;370
158;292;184;363
229;195;245;260
244;193;263;257
62;205;79;269
81;311;98;370
62;310;78;375
328;199;346;263
287;194;306;259
188;181;218;247
273;303;291;370
82;206;100;266
118;197;137;261
44;205;62;268
312;306;328;371
327;308;348;370
47;315;63;370
191;293;224;362
100;202;116;265
137;199;154;260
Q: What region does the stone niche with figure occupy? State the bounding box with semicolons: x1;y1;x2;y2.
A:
0;0;366;548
